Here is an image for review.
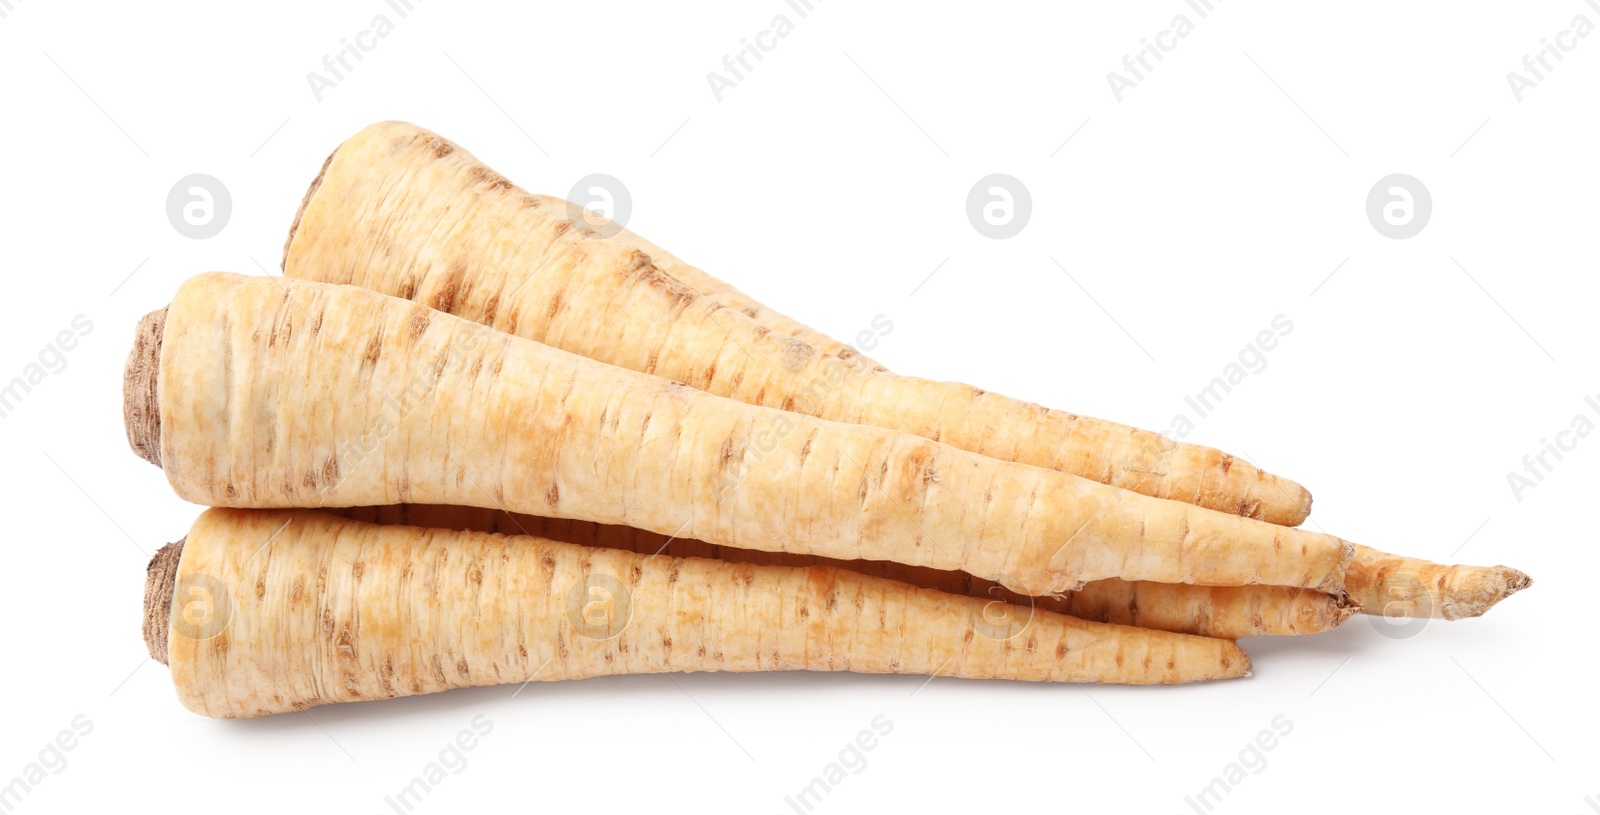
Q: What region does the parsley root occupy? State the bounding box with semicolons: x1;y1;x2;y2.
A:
145;509;1252;717
282;121;1312;526
337;504;1357;639
123;273;1354;596
281;123;1529;622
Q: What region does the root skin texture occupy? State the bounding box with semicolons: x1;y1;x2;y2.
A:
554;197;888;372
123;308;166;468
337;505;1357;639
128;273;1354;596
276;121;1536;622
151;509;1252;717
144;540;183;664
1348;548;1531;620
282;121;1312;527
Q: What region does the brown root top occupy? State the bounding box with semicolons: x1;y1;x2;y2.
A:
144;539;184;665
1332;594;1362;626
123;307;166;468
281;143;340;271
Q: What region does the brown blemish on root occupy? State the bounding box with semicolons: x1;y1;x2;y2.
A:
408;310;431;340
363;332;383;365
124;307;166;468
431;263;465;314
465;165;513;192
144;539;184;665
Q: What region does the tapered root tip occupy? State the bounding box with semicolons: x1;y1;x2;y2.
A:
1229;645;1253;680
1261;480;1313;527
1440;566;1533;620
144;539;183;666
1289;486;1313;527
1168;636;1252;683
1505;569;1533;594
123;307;166;468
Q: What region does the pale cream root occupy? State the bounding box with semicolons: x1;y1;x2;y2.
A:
277;124;1526;622
127;273;1354;595
149;509;1253;717
589;218;1532;626
546;196;888;372
338;504;1358;638
1348;548;1531;620
281;121;1311;526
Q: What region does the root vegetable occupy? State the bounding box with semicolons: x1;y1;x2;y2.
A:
338;504;1356;638
573;277;1534;627
145;508;1253;717
282;121;1311;526
287;124;1529;621
557;257;1534;624
561;198;886;371
630;264;1534;623
545;273;1534;625
1348;548;1531;621
123;272;1354;595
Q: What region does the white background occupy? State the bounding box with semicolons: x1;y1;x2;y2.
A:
1;1;1594;812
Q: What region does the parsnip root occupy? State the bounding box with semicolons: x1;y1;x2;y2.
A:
278;123;1523;622
282;121;1312;526
567;200;888;371
1348;549;1531;620
126;273;1356;596
147;509;1253;717
338;504;1357;639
